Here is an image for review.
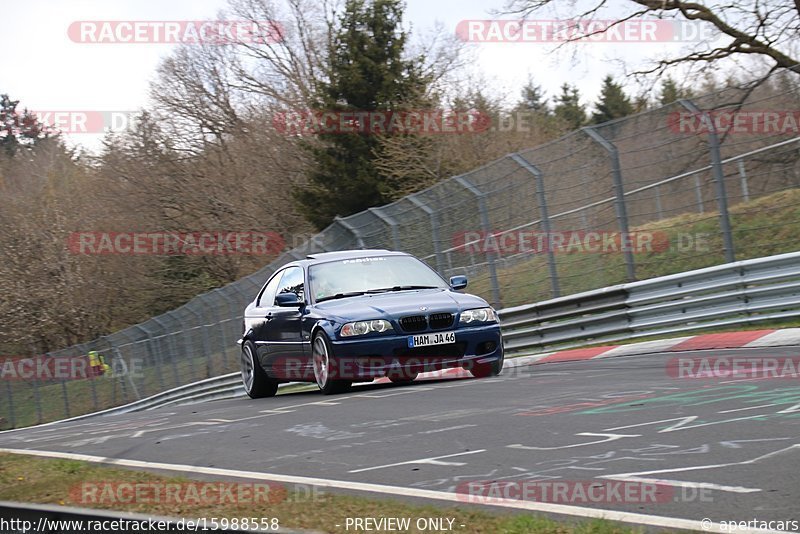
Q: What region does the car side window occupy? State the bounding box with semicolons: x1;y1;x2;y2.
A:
275;267;305;304
257;270;285;307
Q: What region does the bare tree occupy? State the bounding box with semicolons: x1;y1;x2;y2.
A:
502;0;799;77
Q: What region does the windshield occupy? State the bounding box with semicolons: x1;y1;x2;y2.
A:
309;255;447;302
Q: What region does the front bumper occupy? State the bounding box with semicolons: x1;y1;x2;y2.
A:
326;323;503;381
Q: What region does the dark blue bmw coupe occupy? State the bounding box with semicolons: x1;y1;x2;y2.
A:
239;249;503;396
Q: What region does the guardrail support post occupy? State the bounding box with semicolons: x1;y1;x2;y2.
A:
679;99;736;263
509;153;561;298
368;206;402;250
334;216;366;249
454;175;502;308
407;195;445;275
583;126;636;282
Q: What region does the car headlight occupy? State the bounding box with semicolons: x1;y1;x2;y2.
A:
459;307;497;324
340;319;393;337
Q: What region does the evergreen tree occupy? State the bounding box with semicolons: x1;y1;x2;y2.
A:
591;75;634;124
518;78;548;113
0;94;51;157
294;0;430;230
553;83;586;130
659;76;689;105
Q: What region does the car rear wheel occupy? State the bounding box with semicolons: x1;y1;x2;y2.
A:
241;340;279;398
469;352;504;378
312;332;351;395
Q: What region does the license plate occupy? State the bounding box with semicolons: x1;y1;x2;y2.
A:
408;331;455;348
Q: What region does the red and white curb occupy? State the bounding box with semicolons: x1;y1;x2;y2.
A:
525;328;800;366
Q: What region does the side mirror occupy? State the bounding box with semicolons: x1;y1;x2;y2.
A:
276;292;303;306
449;275;468;290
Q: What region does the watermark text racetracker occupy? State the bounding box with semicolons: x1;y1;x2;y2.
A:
668;356;800;380
456;480;712;504
452;230;710;254
68;231;285;255
68;20;283;44
669;110;800;135
16;111;139;135
70;481;324;506
457;19;717;43
272;109;491;135
0;356;139;381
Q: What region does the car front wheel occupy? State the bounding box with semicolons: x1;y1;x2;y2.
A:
469;352;504;378
388;369;419;384
241;340;279;398
312;331;351;395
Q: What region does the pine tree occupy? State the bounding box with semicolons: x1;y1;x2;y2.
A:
659;76;685;105
294;0;430;230
591;75;634;124
518;78;548;113
0;94;51;157
553;83;586;130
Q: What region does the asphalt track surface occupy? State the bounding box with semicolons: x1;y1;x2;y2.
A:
2;346;800;533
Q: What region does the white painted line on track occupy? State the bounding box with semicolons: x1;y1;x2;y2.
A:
348;449;486;473
600;444;800;489
718;404;779;413
0;447;767;534
601;475;761;494
417;424;477;434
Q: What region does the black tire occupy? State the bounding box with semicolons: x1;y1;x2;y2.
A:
469;352;504;379
241;340;279;398
312;331;352;395
388;370;419;384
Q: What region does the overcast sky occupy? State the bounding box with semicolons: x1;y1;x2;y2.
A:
1;0;714;153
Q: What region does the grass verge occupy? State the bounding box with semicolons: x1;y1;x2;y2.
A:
0;452;651;534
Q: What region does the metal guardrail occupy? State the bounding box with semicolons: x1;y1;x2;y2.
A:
500;250;800;354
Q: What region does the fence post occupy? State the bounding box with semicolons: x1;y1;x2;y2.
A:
214;288;239;372
679;98;736;263
368;207;402;250
334;216;366;249
454;175;502;307
582;126;636;282
4;380;15;429
693;174;705;213
509;153;560;298
185;302;214;379
150;316;180;388
112;330;142;402
29;343;43;425
407;195;445;274
137;323;165;393
738;160;750;203
83;343;99;413
654;185;663;220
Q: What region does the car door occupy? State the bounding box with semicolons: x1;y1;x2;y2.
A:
248;269;285;365
262;266;307;377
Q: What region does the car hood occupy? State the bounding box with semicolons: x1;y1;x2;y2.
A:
313;289;490;322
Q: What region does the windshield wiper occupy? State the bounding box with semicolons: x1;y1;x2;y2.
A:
366;285;439;293
316;291;370;303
